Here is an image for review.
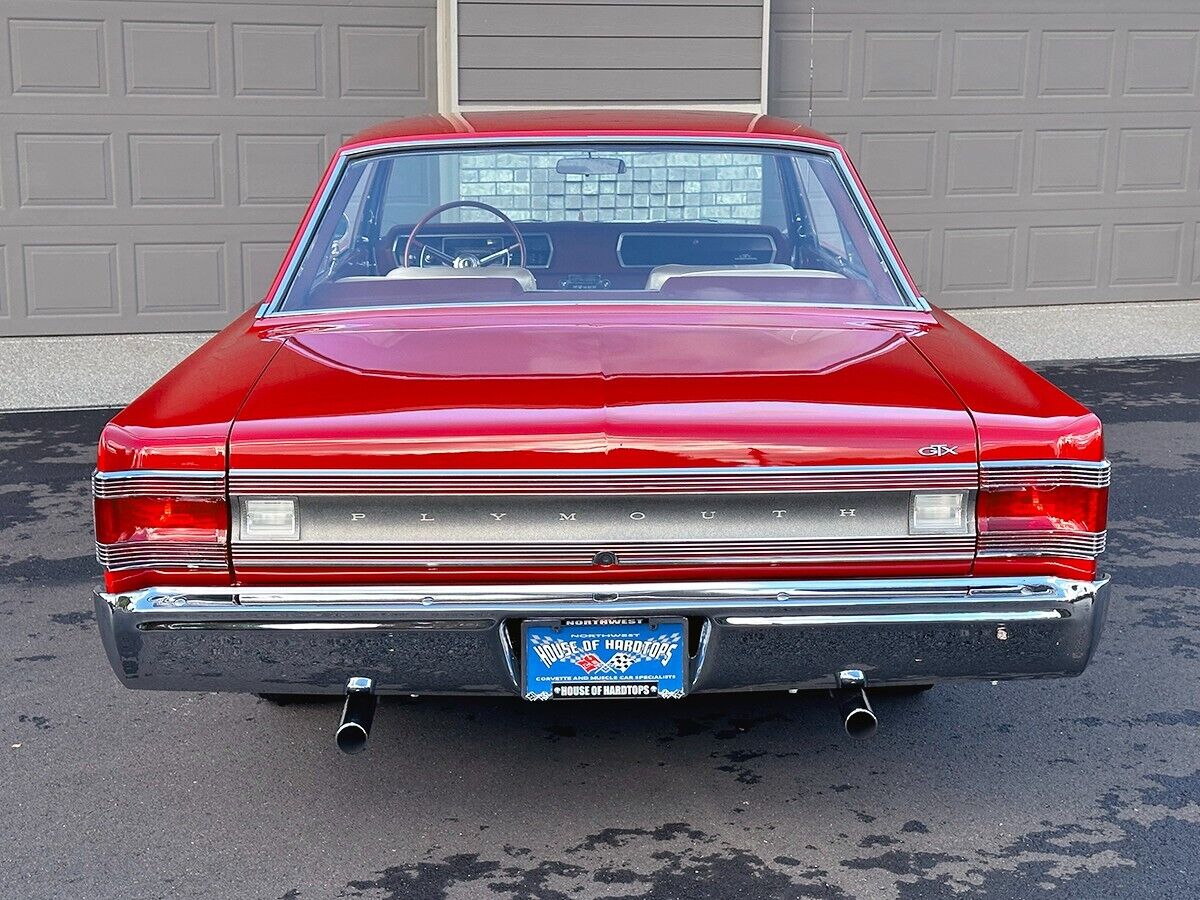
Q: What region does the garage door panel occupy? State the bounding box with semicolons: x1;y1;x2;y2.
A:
16;134;116;208
1026;226;1104;290
232;23;324;97
129;134;224;207
4;7;434;117
771;4;1200;308
879;210;1199;307
0;116;379;227
950;31;1029;99
0;223;296;333
2;0;436;336
825;118;1199;213
241;241;292;307
1125;30;1200;95
9;18;109;95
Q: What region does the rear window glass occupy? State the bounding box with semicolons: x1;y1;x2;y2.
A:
276;142;912;312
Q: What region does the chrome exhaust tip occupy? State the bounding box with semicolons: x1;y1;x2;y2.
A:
834;669;878;740
839;689;878;739
336;676;376;754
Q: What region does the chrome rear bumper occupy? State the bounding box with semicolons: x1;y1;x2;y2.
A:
94;576;1109;696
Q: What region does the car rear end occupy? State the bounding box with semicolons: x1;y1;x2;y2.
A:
93;437;1110;700
90;118;1111;740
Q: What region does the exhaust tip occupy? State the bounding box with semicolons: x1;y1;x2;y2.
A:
843;705;878;739
336;676;376;755
833;672;877;740
336;721;370;754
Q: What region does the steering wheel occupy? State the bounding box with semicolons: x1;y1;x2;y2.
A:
402;200;527;269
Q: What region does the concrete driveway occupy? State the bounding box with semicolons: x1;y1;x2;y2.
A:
2;356;1197;900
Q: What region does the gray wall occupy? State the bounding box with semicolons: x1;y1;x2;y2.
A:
0;0;437;337
456;0;764;105
769;0;1200;309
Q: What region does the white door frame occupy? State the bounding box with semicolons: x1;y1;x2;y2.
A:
436;0;459;113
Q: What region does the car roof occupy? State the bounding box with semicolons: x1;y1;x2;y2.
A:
343;109;839;150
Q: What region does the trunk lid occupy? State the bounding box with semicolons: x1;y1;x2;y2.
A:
230;314;976;471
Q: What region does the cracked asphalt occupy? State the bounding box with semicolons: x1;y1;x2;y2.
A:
2;356;1198;900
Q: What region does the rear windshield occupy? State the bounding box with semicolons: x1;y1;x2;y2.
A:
276;142;913;312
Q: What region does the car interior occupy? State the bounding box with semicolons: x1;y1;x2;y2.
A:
280;144;910;311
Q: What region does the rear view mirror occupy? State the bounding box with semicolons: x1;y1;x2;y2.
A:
555;156;626;176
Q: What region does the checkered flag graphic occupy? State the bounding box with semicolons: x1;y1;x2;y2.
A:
606;652;638;672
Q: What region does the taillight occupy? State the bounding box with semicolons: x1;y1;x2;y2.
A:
977;485;1108;535
92;469;229;590
976;462;1110;577
94;496;227;545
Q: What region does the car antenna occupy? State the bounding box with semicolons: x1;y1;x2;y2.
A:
808;5;816;126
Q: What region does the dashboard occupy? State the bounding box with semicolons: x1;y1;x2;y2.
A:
388;222;791;290
616;232;777;267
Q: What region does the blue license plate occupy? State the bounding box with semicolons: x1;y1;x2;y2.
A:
521;617;688;700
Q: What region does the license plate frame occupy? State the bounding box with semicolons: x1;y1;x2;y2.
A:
520;616;689;701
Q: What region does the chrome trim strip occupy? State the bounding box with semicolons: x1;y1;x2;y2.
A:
981;460;1110;470
96;541;228;571
231;535;974;568
93;469;227;499
261;297;921;316
724;610;1065;627
229;463;979;496
103;574;1105;608
978;530;1106;560
981;460;1110;490
139;621;465;632
94;469;227;480
259;135;925;317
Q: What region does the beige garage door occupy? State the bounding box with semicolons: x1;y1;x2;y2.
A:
769;0;1200;308
0;0;437;336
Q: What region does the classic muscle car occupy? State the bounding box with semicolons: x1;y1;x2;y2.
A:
93;110;1110;751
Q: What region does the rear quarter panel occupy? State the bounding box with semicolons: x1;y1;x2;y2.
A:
909;308;1104;464
97;309;280;474
910;307;1105;581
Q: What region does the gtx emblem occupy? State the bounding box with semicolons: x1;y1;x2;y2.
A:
918;444;959;457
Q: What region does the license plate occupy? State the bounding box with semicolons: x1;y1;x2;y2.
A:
521;617;688;700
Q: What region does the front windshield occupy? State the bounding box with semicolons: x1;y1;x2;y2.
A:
277;142;912;312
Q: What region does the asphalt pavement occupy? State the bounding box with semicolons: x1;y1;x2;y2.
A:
2;356;1198;900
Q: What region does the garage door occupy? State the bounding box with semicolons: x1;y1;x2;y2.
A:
0;0;437;336
769;0;1200;308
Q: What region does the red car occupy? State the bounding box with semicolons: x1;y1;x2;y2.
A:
93;110;1109;751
